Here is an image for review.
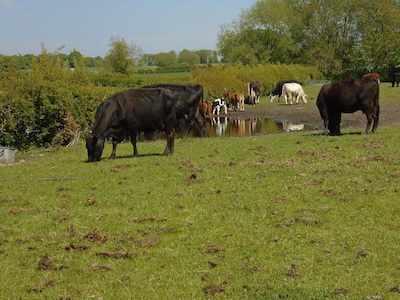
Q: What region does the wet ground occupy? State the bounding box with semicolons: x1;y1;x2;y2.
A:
225;101;400;134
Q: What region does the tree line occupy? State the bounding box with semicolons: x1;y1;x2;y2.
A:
0;37;218;75
217;0;400;79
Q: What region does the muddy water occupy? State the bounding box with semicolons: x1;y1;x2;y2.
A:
175;117;306;139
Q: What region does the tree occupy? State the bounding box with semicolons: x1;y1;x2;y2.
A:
178;49;199;65
195;49;218;64
217;0;294;65
153;51;178;67
68;49;83;68
217;0;400;78
351;0;400;77
104;35;143;74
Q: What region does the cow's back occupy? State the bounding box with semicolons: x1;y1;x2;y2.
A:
91;88;176;136
282;82;302;94
323;79;378;112
143;83;203;117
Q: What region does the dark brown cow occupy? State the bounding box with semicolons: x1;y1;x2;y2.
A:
86;88;177;162
316;78;379;135
362;73;380;83
392;72;400;87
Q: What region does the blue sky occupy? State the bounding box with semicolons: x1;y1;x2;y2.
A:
0;0;256;57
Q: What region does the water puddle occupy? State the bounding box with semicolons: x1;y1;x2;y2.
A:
133;117;308;142
175;117;307;139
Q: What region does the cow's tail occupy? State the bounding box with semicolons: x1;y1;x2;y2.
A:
373;82;380;131
199;89;205;120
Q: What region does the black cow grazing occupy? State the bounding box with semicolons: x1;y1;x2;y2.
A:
316;78;380;136
269;80;299;102
246;81;262;105
86;88;177;162
143;84;204;138
392;72;400;87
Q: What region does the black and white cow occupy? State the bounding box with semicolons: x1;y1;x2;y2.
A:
212;98;228;115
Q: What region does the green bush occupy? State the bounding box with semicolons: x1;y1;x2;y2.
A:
190;63;323;99
0;49;106;149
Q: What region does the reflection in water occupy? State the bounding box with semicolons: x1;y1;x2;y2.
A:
139;118;306;141
175;117;306;139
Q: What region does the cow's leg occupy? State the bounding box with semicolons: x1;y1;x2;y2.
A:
364;107;378;134
164;129;175;156
323;118;329;135
110;140;117;159
130;132;139;157
329;113;341;135
371;106;380;133
364;114;373;134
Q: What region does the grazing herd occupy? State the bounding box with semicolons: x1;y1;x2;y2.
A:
86;72;399;162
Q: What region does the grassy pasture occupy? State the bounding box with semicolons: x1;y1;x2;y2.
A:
2;124;400;298
1;82;400;299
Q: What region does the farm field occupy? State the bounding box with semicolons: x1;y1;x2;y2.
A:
1;132;400;298
1;82;400;299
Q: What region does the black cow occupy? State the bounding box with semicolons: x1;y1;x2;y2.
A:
316;78;380;136
392;72;400;87
269;80;299;102
246;81;262;105
86;88;177;162
143;84;204;138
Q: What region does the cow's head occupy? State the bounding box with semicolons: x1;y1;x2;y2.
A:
85;134;105;162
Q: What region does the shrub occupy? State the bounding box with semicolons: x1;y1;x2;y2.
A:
0;49;106;149
190;63;323;99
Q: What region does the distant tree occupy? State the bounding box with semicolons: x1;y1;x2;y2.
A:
140;54;155;67
178;49;199;65
153;51;178;67
104;35;143;74
68;49;83;68
0;54;34;71
195;50;218;64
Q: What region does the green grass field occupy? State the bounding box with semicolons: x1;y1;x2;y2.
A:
2;117;400;298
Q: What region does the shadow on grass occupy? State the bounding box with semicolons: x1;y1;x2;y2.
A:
84;152;169;163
